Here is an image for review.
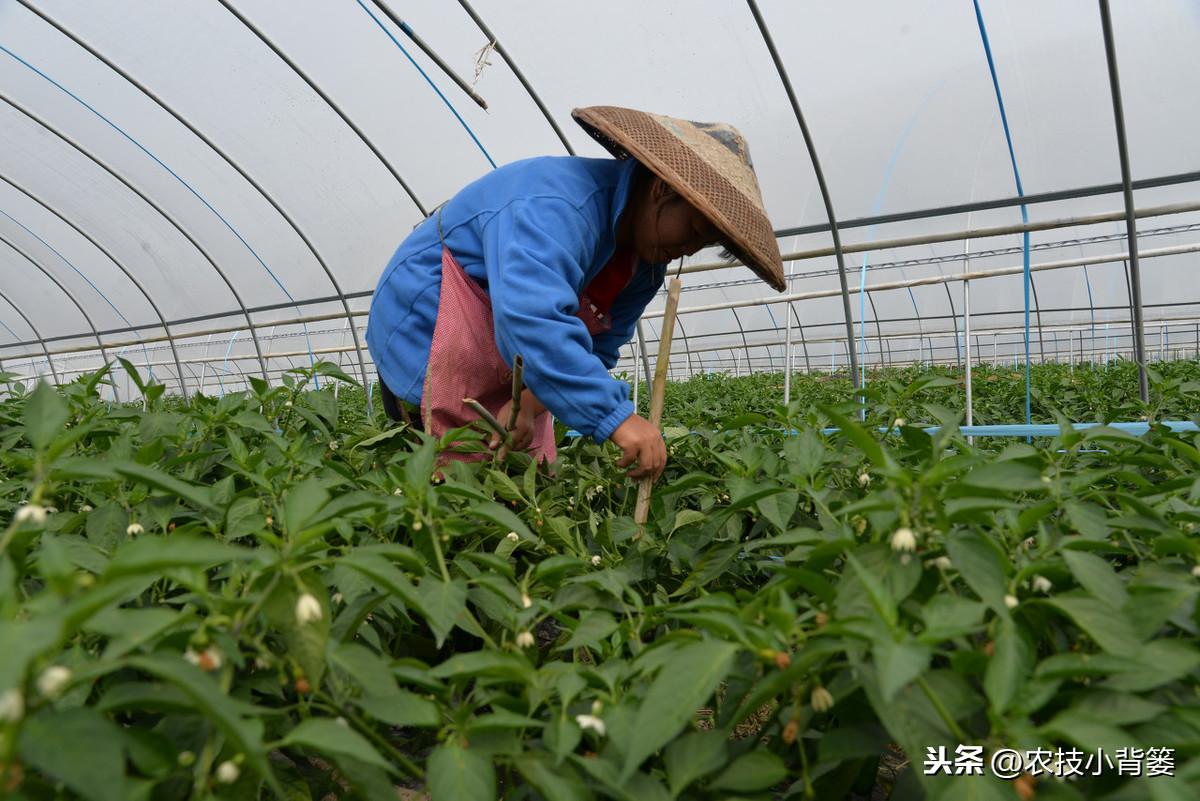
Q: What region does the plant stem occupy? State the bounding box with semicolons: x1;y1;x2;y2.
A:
916;675;968;742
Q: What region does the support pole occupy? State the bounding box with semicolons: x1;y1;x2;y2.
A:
1098;0;1150;401
635;278;682;530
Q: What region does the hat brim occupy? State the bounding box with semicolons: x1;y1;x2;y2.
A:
572;106;786;292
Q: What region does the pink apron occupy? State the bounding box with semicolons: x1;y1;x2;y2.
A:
421;242;633;465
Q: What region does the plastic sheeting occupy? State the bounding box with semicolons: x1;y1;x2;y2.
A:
0;0;1197;396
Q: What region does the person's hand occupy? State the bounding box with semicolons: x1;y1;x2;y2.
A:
489;389;544;459
610;414;667;482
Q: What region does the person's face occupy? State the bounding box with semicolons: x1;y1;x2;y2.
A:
631;178;720;264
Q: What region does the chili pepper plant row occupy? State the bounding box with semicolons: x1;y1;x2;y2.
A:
1;359;1199;801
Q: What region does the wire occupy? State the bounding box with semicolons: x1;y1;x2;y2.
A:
972;0;1032;427
0;42;322;388
354;0;496;168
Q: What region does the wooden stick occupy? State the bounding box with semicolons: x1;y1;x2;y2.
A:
634;277;682;529
505;354;525;432
463;397;509;444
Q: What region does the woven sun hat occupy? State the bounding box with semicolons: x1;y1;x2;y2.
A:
572;105;785;292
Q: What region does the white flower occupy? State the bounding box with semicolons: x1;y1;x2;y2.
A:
126;522;144;536
591;554;602;567
811;686;835;713
929;556;953;570
1004;594;1019;609
36;666;72;698
44;506;57;515
184;646;223;672
15;504;47;525
1193;565;1200;578
393;488;404;496
295;593;323;625
893;418;906;428
0;688;23;722
1022;536;1036;550
857;472;871;488
80;504;93;512
506;531;520;543
890;527;916;553
215;760;240;784
575;714;606;737
412;520;423;531
1032;575;1053;593
328;440;339;451
284;400;293;407
1040;474;1052;484
331;592;344;606
521;593;532;609
516;631;535;648
586;485;601;500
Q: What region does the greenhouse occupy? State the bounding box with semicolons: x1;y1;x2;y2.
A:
1;1;1198;800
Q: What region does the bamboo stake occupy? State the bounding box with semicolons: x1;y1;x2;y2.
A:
634;277;682;529
505;354;525;431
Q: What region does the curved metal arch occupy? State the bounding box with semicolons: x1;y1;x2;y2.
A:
453;0;576;155
1098;0;1150;401
0;289;58;384
0;232;117;397
864;291;889;368
727;307;758;374
0;172;187;398
786;303;812;373
17;1;367;391
671;315;699;377
0;92;270;382
215;0;426;216
746;0;859;389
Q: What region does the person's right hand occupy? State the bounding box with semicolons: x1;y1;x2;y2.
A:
610;414;667;482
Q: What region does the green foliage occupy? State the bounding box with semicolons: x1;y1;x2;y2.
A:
0;358;1198;799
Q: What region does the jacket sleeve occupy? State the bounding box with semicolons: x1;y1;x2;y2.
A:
480;197;634;442
591;262;667;370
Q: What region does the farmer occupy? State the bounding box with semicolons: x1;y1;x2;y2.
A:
366;105;784;478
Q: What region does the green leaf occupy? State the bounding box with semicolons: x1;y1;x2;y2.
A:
1046;596;1141;657
104;535;252;578
945;530;1010;616
844;551;897;629
984;618;1033;714
622;639;739;782
708;750;787;793
669;509;707;535
24;381;69;451
428;742;496;801
1063;549;1128;606
429;651;534;684
360;691;441;728
125;654;276;793
470;501;536;542
663;730;727;798
560;611;619;651
281;718;392;773
282;477;330;534
515;752;593;801
1040;710;1132;755
19;708;127;801
961;461;1046;492
265;576;329;690
876;638;932;702
416;576;468;648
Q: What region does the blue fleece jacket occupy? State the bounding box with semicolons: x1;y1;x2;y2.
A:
366;156;666;442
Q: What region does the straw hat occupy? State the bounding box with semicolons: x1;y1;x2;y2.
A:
572;105;785;292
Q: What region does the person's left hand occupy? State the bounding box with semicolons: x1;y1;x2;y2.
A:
489;389;545;459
